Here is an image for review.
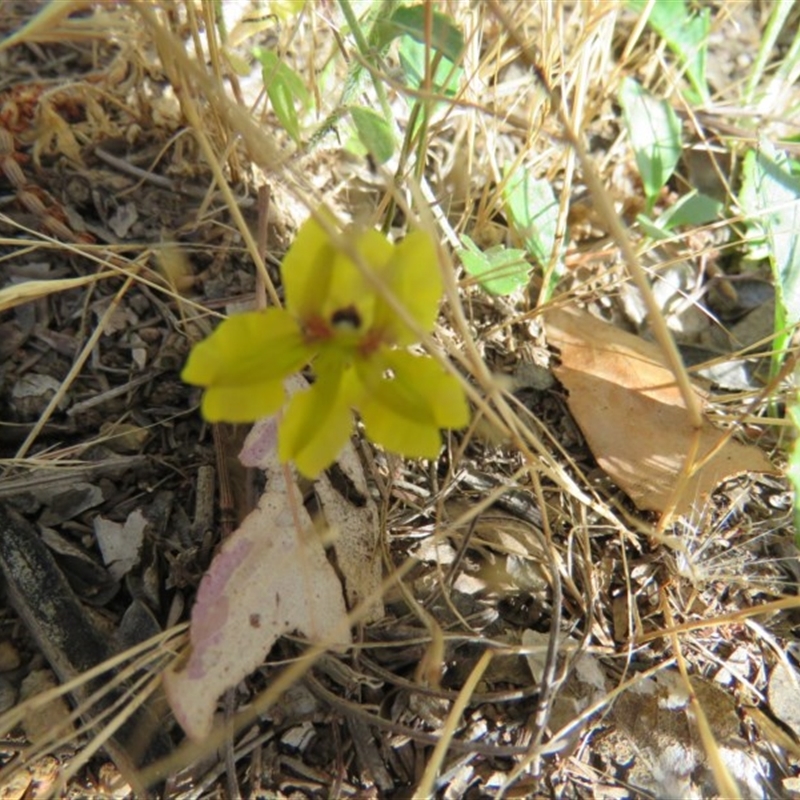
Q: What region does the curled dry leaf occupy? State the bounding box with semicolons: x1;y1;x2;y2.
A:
240;375;384;623
606;669;767;798
543;307;775;516
162;408;351;741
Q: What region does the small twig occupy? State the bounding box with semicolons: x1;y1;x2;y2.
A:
415;648;493;798
303;671;529;758
93;147;189;193
223;689;241;800
212;424;240;539
66;372;163;416
662;588;741;799
523;471;564;775
360;653;542;705
421;515;478;614
14;274;136;460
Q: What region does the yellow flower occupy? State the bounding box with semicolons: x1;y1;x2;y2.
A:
182;214;469;477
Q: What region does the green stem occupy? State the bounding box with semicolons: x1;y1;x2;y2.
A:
744;0;793;106
337;0;394;123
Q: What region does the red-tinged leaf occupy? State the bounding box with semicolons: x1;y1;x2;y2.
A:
163;447;350;741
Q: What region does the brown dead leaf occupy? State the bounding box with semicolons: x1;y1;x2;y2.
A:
544;307;775;516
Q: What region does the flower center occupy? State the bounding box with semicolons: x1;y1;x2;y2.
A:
330;305;362;331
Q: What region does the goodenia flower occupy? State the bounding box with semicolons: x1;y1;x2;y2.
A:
182;214;469;477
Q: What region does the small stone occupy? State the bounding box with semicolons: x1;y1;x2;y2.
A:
0;768;32;800
0;640;21;672
10;374;68;419
97;762;132;799
28;755;59;798
768;661;800;738
99;422;150;454
783;776;800;797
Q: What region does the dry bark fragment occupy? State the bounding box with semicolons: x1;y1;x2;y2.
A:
0;503;171;793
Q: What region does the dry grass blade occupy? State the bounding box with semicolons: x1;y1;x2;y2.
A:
0;271;117;312
415;648;493;798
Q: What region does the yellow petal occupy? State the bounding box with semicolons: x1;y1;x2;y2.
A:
278;359;360;477
359;399;442;458
282;214;398;338
280;214;337;321
372;231;442;345
182;309;309;387
182;309;311;423
201;379;286;423
319;230;393;330
356;350;469;458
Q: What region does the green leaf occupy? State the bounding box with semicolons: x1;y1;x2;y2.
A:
789;367;800;546
636;213;672;241
503;170;563;303
740;141;800;369
619;77;683;212
658;190;722;230
458;235;530;296
253;47;310;143
629;0;710;103
398;35;462;96
503;169;560;269
741;142;800;320
377;5;464;63
349;105;395;163
637;190;722;241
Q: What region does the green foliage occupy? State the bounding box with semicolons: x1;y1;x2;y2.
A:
789;367;800;546
619;77;682;213
739;140;800;374
398;35;463;98
458;235;530;297
387;4;464;152
659;190;722;229
252;47;310;144
629;0;710;103
637;190;723;240
391;5;464;103
376;4;465;63
349;106;395;164
744;0;798;106
502;167;562;301
316;2;464;163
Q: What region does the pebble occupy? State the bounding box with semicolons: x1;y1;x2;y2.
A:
0;640;21;672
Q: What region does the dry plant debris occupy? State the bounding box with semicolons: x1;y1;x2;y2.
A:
544;306;777;516
0;1;798;798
